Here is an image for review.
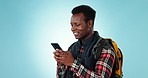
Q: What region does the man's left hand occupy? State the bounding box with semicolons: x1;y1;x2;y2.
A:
57;51;74;66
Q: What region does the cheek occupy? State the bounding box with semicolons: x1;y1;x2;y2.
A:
79;28;89;36
78;24;86;31
83;28;91;35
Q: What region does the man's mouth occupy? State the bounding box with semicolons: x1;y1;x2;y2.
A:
73;32;78;35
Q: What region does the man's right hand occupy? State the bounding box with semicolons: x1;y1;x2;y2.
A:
53;49;64;63
53;49;74;67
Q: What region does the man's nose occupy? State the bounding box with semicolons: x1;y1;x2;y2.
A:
71;25;76;31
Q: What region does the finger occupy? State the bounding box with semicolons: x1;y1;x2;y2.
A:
58;56;64;60
58;59;65;64
54;52;61;56
53;51;56;55
54;55;58;59
54;56;60;59
58;53;64;57
57;59;62;63
56;49;63;53
55;58;61;63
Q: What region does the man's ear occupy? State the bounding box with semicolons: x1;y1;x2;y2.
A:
87;20;93;28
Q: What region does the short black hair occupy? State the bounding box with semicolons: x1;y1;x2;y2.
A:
71;5;96;23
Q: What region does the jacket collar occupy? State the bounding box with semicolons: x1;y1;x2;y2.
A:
78;31;100;47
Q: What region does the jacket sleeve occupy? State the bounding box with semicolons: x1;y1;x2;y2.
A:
56;63;66;78
70;48;115;78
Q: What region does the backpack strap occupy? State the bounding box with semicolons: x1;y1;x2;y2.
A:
92;37;108;60
92;38;123;78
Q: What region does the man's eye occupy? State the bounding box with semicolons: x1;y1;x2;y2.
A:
76;24;80;26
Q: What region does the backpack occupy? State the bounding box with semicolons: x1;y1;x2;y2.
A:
92;37;123;78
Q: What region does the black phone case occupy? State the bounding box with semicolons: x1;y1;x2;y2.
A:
51;43;62;50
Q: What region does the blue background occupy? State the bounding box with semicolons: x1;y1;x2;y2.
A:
0;0;148;78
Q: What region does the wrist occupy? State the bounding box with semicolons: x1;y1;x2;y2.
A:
72;59;80;70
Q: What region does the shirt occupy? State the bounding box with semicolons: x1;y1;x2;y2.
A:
56;31;115;78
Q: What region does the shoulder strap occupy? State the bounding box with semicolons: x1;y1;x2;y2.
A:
92;37;108;60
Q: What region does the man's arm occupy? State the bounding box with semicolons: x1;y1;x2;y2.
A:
53;49;67;78
56;63;66;78
70;48;115;78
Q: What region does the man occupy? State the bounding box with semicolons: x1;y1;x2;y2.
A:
53;5;115;78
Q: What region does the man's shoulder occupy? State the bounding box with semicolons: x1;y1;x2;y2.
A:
68;41;78;50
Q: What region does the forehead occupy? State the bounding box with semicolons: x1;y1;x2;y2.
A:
71;13;85;22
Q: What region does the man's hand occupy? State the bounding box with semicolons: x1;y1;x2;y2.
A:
53;49;74;66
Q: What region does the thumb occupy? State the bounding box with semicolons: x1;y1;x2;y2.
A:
56;49;63;52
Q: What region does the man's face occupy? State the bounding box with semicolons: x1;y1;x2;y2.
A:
70;13;92;40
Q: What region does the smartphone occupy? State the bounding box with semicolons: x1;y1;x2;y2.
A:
51;43;62;50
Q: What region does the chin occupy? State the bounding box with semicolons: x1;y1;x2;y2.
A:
75;37;79;39
74;36;80;39
74;35;82;39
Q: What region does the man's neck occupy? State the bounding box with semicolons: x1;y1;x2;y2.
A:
80;31;94;43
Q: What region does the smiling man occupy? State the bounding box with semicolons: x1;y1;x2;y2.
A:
53;5;116;78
